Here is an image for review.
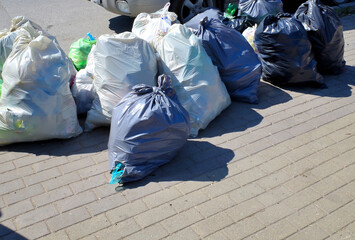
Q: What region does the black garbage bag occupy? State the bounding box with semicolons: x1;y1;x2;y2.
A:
294;0;345;75
195;17;261;103
238;0;284;24
184;8;253;33
255;13;324;86
108;74;190;184
283;0;339;13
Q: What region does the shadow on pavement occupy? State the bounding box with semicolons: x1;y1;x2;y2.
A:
281;65;354;98
109;15;134;33
0;127;110;156
0;211;28;240
115;140;235;191
196;81;293;138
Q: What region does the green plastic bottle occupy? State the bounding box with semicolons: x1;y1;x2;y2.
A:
224;3;237;19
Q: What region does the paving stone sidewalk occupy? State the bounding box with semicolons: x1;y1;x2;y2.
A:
0;14;354;240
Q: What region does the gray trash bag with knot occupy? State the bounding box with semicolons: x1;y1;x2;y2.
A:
108;74;190;184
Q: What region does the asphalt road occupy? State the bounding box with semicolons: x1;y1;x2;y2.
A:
0;0;134;54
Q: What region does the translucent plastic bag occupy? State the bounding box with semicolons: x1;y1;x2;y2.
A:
154;24;231;137
68;36;96;71
242;24;257;52
0;16;44;79
132;3;177;43
71;45;96;114
108;74;190;184
0;22;82;145
85;33;158;131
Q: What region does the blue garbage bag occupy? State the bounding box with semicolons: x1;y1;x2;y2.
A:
294;0;345;75
255;13;324;87
108;74;190;184
195;17;261;103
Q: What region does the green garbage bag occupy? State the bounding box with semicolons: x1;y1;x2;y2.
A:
68;38;96;70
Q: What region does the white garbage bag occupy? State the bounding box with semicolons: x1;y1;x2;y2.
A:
132;3;178;44
0;16;44;79
0;22;82;145
154;24;231;137
85;32;158;131
71;45;96;114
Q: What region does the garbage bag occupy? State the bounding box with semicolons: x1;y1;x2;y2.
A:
71;45;96;114
195;18;261;103
184;8;253;33
254;13;323;86
132;3;178;43
68;37;96;71
0;23;82;145
154;24;231;137
294;0;345;75
0;16;44;79
85;32;158;131
242;24;258;51
238;0;284;24
108;74;190;184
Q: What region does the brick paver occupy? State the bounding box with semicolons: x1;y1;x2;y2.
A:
0;14;355;240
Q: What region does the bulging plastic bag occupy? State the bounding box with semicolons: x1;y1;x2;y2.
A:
0;16;44;79
154;24;231;137
132;3;178;43
238;0;284;24
68;36;96;71
242;24;257;51
294;0;345;75
85;32;158;131
254;13;324;86
196;18;261;103
108;74;190;184
71;45;96;115
0;22;82;145
184;8;253;33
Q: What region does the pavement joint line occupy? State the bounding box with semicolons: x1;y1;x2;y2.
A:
1;117;353;232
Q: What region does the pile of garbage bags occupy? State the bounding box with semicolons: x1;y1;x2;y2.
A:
0;0;346;184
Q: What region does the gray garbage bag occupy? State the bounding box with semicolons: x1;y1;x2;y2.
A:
108;74;190;184
195;17;261;103
0;22;82;145
0;16;44;79
85;32;158;131
154;24;231;137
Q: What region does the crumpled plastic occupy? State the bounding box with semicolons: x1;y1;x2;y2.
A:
0;19;82;145
71;45;96;114
154;24;231;137
0;16;44;79
242;24;258;51
294;0;345;75
85;32;158;131
68;37;96;71
238;0;284;24
132;3;178;43
254;13;324;87
196;18;261;103
108;74;190;184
